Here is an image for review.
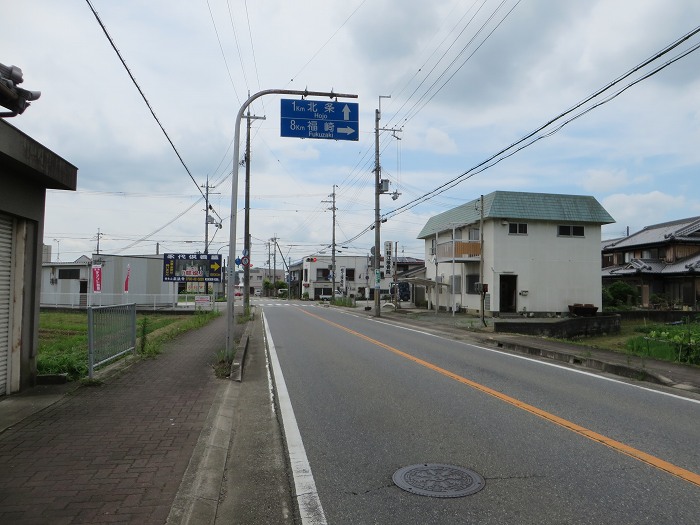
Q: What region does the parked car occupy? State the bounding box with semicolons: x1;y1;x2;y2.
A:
254;290;261;297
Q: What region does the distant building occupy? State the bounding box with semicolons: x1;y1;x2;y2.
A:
288;253;424;301
239;266;284;296
418;191;614;316
602;216;700;309
41;254;178;309
1;119;77;394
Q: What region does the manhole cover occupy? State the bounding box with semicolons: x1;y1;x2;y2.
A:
392;463;485;498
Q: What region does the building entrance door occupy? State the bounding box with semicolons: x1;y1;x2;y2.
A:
499;274;517;313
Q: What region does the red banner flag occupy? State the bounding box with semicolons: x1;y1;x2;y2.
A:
92;264;102;293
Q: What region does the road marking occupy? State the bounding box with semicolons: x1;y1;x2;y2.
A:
298;308;700;488
263;312;327;525
370;319;700;406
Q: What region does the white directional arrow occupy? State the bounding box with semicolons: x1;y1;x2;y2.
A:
342;104;351;120
337;126;355;135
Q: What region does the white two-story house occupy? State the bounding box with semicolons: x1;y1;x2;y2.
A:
417;191;615;316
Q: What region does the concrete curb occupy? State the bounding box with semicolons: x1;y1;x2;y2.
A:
167;380;238;525
231;309;255;382
372;310;700;394
480;336;671;386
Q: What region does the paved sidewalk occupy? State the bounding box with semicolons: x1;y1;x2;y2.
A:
1;303;697;524
0;314;236;525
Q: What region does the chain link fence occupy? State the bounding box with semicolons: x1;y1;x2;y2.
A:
87;303;136;378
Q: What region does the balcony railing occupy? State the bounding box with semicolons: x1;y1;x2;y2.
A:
436;241;481;260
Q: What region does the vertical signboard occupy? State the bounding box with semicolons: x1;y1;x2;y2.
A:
92;264;102;293
384;241;393;278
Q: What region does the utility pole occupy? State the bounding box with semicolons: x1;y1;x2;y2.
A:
479;194;486;327
272;235;278;294
95;228;103;255
266;241;271;292
323;185;337;300
373;95;402;317
393;241;398;308
225;88;358;360
243;107;266;310
203;177;212;254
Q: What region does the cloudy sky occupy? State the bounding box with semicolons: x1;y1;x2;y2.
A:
4;0;700;269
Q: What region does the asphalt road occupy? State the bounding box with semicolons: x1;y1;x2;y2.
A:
262;302;700;525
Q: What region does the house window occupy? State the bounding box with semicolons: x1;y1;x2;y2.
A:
430;238;436;255
316;268;330;280
558;225;585;237
468;228;480;241
466;274;480;294
58;268;80;280
346;268;355;281
303;269;308;281
508;223;528;235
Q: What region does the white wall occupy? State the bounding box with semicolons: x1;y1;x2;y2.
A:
423;220;603;314
491;221;602;313
302;255;393;299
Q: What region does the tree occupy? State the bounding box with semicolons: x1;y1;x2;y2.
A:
603;281;639;308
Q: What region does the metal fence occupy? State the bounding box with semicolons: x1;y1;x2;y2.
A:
40;292;218;310
87;303;137;378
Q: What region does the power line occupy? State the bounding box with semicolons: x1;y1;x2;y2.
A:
285;0;368;86
206;0;242;106
85;0;206;202
225;0;250;94
384;24;700;220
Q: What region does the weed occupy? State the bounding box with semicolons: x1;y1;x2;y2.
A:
80;377;104;387
38;310;221;380
213;349;232;378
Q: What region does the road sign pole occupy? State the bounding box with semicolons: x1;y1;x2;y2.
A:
226;88;358;360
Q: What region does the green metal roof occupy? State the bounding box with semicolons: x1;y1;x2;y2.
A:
417;191;615;239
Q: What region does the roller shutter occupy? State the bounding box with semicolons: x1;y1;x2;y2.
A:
0;214;12;395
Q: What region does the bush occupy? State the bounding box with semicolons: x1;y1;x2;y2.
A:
603;281;639;308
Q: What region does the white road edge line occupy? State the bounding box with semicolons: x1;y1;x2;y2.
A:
367;318;700;405
263;312;328;525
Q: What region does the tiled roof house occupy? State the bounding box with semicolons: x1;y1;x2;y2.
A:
417;191;614;316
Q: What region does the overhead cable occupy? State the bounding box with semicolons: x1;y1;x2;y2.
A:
85;0;206;202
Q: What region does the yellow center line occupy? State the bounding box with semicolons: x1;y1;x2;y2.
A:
299;307;700;488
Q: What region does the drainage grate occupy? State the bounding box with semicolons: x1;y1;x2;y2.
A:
392;463;485;498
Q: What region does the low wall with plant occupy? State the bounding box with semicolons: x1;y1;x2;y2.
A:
494;314;621;338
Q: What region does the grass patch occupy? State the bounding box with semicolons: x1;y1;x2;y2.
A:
564;318;700;365
624;319;700;364
38;310;220;380
213;349;232;379
139;310;221;358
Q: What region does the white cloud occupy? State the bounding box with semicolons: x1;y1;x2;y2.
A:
4;0;700;265
580;169;652;193
601;191;692;238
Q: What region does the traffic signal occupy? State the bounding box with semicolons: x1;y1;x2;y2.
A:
305;257;317;262
0;63;41;117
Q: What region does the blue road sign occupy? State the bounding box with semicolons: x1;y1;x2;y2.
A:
280;99;359;141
